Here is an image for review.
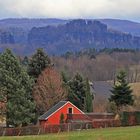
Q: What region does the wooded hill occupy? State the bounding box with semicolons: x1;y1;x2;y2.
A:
53;48;140;82
0;19;140;55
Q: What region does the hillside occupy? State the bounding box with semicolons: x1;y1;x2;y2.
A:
0;18;140;35
93;82;140;99
130;82;140;96
99;19;140;36
0;30;14;44
0;18;140;55
28;19;140;54
0;18;67;48
0;18;67;30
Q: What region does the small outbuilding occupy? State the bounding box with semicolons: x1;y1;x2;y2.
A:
39;101;84;126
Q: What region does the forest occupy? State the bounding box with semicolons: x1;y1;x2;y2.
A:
53;48;140;82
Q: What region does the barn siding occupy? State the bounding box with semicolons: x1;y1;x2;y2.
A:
40;102;83;126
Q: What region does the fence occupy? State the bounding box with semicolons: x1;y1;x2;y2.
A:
0;126;44;136
0;112;139;136
0;123;93;136
66;113;115;122
0;120;121;136
92;120;121;128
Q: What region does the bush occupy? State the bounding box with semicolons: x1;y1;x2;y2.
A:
106;102;117;114
121;112;129;126
135;111;140;125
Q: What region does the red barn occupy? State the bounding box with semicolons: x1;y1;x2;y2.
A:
39;101;84;126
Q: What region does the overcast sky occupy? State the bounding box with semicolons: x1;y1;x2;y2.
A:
0;0;140;22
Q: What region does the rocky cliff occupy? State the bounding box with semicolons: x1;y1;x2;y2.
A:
0;19;140;55
0;30;15;44
28;19;140;54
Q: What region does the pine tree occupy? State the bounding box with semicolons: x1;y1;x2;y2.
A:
109;70;134;112
0;49;35;127
61;71;71;94
28;48;51;79
68;73;86;111
59;113;65;124
22;56;29;66
85;78;93;112
61;71;69;84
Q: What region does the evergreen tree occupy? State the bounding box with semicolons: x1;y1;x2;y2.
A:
59;113;65;124
109;70;134;112
68;73;86;111
61;71;71;93
28;48;51;79
61;71;69;84
0;49;35;127
22;56;29;66
85;78;93;112
106;101;117;114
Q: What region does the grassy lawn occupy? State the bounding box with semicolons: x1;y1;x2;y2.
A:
0;126;140;140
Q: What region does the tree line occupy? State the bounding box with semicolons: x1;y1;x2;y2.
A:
54;48;140;82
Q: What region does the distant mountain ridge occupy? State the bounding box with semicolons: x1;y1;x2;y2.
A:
27;19;140;54
0;18;140;55
0;18;67;30
0;18;140;35
98;19;140;36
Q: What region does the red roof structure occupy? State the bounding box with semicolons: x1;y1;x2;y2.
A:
39;101;85;126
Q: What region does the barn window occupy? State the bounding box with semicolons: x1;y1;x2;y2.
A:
68;107;73;114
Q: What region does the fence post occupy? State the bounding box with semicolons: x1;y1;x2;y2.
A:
38;127;41;135
2;128;6;136
68;123;71;132
18;128;21;136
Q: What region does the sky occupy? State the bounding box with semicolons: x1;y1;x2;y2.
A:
0;0;140;22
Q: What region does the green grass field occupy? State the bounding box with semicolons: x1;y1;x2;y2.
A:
0;126;140;140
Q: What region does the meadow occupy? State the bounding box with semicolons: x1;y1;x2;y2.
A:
0;126;140;140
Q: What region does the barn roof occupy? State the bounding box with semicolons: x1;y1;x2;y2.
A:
39;101;68;120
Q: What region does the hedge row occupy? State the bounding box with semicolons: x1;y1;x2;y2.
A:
121;111;140;126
